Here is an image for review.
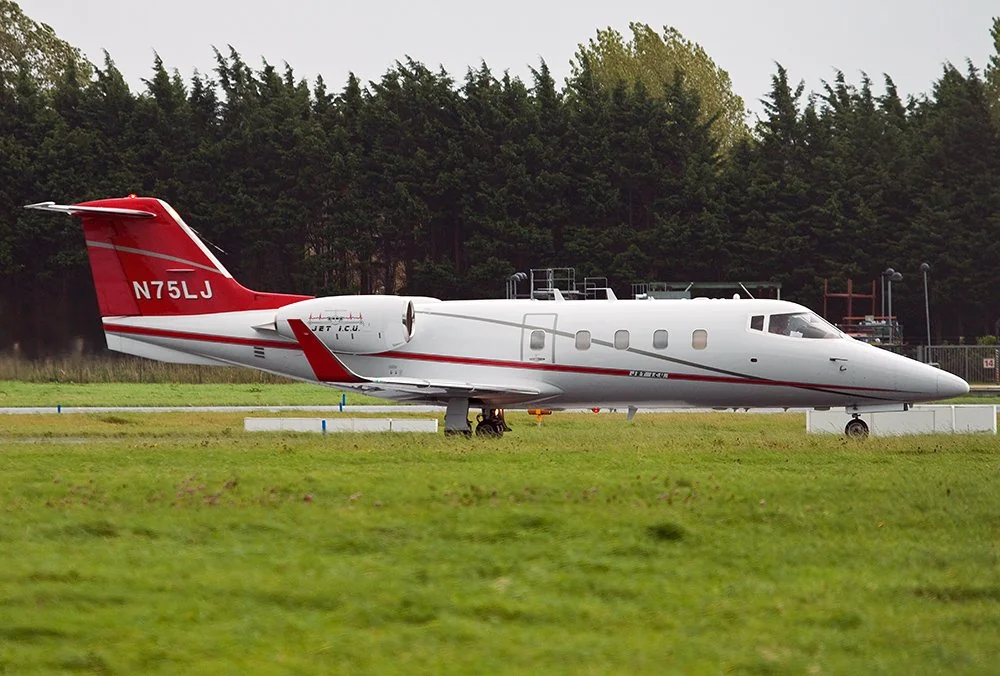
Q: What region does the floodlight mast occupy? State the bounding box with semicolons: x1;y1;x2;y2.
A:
506;272;528;299
884;267;902;343
920;262;931;357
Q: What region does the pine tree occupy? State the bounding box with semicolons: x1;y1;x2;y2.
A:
903;64;1000;338
984;17;1000;130
724;65;818;303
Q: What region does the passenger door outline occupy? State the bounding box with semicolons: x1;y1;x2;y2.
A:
521;313;558;364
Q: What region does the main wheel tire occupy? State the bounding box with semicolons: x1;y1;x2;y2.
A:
845;418;869;439
475;421;503;437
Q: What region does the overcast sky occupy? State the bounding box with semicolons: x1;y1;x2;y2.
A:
15;0;999;118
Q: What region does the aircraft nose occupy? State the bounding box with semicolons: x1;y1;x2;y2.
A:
936;371;970;399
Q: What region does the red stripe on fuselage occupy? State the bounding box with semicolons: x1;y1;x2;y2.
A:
379;350;900;394
104;323;297;350
102;324;901;394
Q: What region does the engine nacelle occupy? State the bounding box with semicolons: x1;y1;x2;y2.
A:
275;295;435;354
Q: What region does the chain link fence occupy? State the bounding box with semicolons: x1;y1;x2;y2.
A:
925;346;1000;384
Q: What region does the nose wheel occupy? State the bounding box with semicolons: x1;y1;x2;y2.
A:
845;416;869;439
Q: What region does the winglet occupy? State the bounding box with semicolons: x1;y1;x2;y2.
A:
286;319;365;383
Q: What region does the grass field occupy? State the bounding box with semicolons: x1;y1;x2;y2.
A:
0;355;298;384
0;401;998;674
0;381;384;407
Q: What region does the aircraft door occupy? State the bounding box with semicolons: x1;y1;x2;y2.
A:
521;313;558;364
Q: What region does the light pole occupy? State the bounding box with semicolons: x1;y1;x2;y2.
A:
880;272;886;319
885;268;902;343
506;272;527;299
920;263;931;354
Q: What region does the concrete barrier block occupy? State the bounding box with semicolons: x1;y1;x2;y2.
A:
243;417;439;434
346;418;392;432
389;418;439;433
806;405;997;436
952;405;997;433
244;417;324;432
806;410;861;434
919;405;955;433
870;410;936;436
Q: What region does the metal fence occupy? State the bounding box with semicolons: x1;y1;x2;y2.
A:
925;346;1000;384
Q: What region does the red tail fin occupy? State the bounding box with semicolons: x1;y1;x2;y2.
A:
27;196;311;316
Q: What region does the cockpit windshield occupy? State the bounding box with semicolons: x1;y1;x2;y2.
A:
767;312;843;339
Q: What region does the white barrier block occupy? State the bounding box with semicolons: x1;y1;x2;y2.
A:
870;410;936;436
244;417;325;432
918;405;955;433
243;417;439;433
389;419;439;433
951;405;997;433
806;410;862;434
346;418;392;432
806;405;997;436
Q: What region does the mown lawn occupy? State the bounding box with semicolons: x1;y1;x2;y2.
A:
0;381;381;407
0;409;997;673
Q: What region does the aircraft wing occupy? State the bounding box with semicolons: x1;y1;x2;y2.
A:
360;376;544;396
285;319;550;401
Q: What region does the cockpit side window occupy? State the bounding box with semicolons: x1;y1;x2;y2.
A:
767;312;842;339
750;315;764;331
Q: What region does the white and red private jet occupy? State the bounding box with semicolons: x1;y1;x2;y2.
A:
26;196;969;437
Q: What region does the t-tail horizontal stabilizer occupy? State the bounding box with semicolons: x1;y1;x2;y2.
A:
25;201;156;219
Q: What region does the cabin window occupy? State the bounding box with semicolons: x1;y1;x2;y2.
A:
575;330;591;350
529;330;545;350
750;315;764;331
692;329;708;350
614;330;630;350
652;329;668;349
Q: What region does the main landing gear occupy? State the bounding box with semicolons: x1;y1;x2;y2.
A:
443;399;510;438
475;408;510;437
845;415;870;439
444;398;472;436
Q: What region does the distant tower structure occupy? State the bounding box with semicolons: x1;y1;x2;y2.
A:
823;279;875;323
505;268;616;300
823;279;898;343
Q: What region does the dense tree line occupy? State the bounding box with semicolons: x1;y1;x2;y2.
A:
1;13;1000;356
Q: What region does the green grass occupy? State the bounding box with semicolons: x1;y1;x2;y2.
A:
0;381;383;407
0;410;998;673
941;394;1000;405
0;354;300;384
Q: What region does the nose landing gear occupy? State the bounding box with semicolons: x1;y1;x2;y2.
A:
475;408;510;437
845;415;869;438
